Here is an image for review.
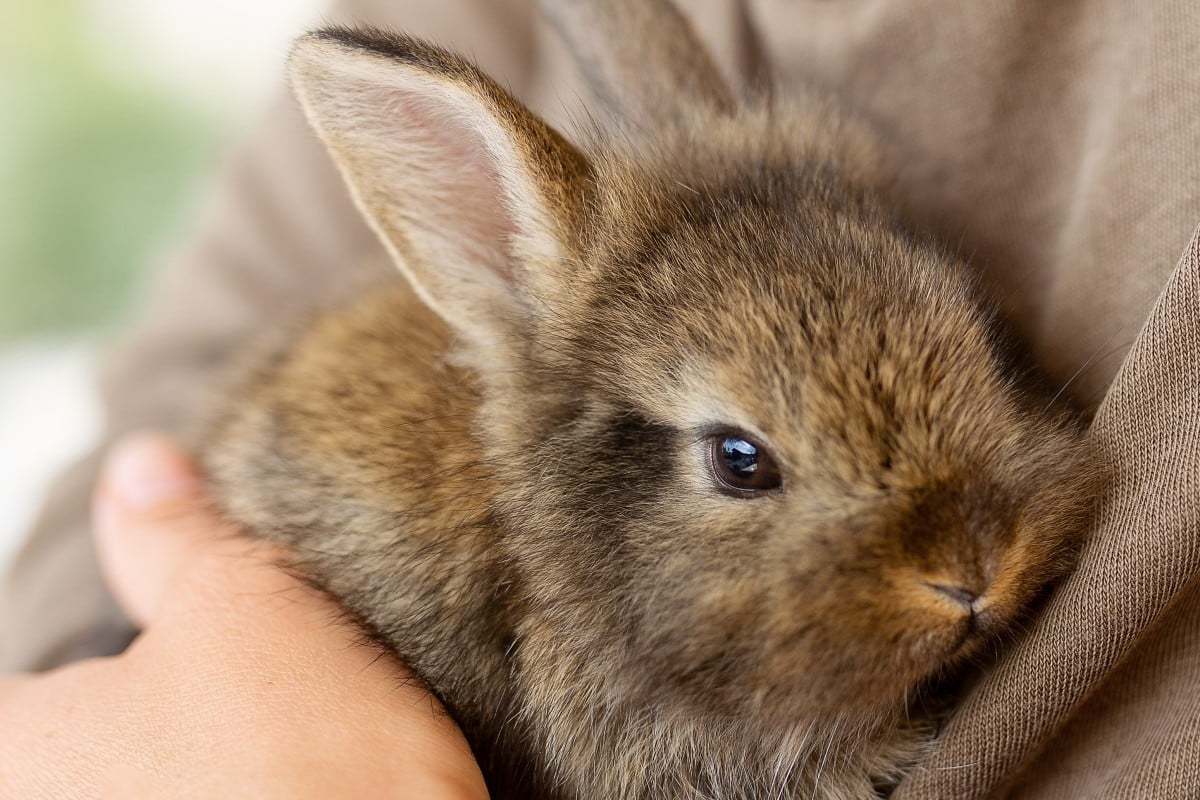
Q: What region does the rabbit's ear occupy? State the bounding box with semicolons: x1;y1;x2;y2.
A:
289;28;592;346
540;0;736;131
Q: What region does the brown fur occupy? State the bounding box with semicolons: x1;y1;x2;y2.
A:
201;3;1100;798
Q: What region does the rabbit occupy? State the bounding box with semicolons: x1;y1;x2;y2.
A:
201;1;1101;798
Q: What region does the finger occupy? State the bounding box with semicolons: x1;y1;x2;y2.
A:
0;675;30;696
91;433;248;626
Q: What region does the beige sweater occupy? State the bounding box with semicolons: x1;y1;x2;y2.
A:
4;1;1198;796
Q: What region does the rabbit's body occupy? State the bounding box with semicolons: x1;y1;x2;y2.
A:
208;280;929;799
204;5;1098;799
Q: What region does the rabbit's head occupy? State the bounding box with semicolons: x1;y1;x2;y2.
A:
288;0;1096;777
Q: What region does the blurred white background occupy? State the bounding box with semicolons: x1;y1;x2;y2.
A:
0;0;325;570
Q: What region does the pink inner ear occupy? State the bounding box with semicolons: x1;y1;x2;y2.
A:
372;86;520;285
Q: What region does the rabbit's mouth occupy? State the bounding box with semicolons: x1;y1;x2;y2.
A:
944;606;989;660
924;583;1016;655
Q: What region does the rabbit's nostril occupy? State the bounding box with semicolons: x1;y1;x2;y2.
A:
928;583;979;608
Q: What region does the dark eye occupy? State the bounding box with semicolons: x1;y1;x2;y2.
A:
709;432;782;495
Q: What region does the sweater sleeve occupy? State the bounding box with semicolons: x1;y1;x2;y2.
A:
893;222;1200;799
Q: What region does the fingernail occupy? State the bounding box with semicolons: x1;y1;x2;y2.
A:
103;434;201;510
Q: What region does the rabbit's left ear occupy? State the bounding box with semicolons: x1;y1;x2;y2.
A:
289;28;593;347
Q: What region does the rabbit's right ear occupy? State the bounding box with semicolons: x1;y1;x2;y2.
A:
289;28;592;347
540;0;736;131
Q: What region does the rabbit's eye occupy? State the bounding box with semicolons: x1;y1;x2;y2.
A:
709;433;782;495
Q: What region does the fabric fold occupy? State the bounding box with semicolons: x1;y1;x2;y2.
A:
897;223;1200;798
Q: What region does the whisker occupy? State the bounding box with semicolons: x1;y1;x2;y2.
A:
1040;328;1122;417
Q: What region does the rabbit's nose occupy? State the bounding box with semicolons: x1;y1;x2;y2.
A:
926;582;980;609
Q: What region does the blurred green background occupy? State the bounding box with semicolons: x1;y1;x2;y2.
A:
0;0;225;340
0;0;321;561
0;0;321;342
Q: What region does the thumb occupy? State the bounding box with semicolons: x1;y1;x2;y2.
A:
92;433;252;628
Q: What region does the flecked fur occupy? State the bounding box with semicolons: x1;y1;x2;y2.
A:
202;3;1100;798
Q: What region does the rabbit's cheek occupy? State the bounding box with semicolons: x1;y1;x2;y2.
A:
776;580;971;705
736;516;993;712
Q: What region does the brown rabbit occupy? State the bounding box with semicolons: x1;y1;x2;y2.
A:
202;1;1100;798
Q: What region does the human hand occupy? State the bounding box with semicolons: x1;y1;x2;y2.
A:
0;434;489;799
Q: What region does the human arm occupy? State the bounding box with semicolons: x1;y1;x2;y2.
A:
0;434;488;799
